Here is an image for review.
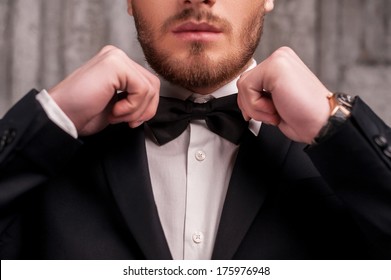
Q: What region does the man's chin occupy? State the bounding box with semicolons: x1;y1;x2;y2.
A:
159;65;235;92
145;48;246;90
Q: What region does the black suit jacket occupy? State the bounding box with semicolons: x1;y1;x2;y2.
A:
0;90;391;259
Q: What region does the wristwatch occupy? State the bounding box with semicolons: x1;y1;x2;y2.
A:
313;92;355;144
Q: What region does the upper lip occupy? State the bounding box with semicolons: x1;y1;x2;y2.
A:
172;22;222;33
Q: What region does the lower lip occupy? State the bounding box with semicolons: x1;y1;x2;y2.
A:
173;31;223;42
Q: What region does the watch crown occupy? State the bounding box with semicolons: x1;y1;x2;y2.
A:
327;92;354;118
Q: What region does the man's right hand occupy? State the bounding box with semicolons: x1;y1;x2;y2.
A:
49;45;160;136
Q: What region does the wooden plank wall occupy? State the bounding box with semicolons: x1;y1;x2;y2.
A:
1;0;390;124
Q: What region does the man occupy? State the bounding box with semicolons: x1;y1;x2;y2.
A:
0;0;390;259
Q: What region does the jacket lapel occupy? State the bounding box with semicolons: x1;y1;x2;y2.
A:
97;123;292;260
101;124;172;260
212;124;292;259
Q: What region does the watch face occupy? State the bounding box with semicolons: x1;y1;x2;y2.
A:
336;93;354;108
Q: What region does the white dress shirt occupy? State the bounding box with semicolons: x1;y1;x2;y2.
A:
36;60;261;260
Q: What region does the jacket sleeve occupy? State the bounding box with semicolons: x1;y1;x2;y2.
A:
0;90;82;244
306;97;391;257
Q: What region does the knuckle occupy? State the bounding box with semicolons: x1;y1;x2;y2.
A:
152;75;161;88
275;46;295;57
144;79;159;96
236;77;247;91
99;45;117;55
102;48;127;64
270;46;297;65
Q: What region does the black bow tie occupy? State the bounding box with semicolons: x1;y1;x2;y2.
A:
146;94;248;145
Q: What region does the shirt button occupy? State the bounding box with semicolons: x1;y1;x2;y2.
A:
195;150;206;161
192;232;204;244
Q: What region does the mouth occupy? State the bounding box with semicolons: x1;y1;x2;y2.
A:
172;22;223;41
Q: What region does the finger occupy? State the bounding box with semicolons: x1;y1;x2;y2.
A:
110;93;156;122
112;60;160;119
110;88;159;124
109;113;143;126
111;66;158;116
239;87;277;114
238;92;281;125
245;98;281;125
255;112;281;126
122;81;159;121
237;95;251;121
109;103;156;128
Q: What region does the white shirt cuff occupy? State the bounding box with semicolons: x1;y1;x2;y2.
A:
35;89;78;139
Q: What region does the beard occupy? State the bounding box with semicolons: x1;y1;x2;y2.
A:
132;7;265;91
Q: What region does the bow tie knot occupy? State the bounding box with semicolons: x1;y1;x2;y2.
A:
187;101;213;118
146;94;248;145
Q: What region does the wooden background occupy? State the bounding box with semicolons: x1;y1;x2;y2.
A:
1;0;390;124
